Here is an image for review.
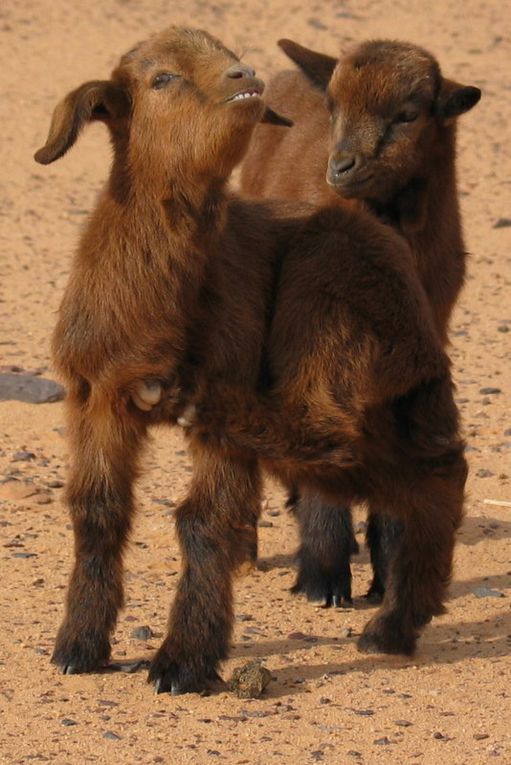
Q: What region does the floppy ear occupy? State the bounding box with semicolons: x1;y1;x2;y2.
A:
436;79;481;121
278;39;337;90
34;80;130;165
261;107;293;127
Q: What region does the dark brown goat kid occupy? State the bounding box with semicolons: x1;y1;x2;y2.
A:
240;39;480;605
36;27;465;694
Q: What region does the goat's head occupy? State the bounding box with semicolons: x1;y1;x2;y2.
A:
35;27;290;186
279;39;481;203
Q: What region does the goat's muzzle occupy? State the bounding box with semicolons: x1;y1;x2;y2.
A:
326;153;374;197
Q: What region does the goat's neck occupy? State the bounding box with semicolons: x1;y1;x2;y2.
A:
370;126;460;246
109;138;229;248
109;158;228;256
369;124;464;340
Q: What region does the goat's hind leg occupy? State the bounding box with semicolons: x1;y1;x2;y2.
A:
364;511;404;603
149;446;262;694
52;384;147;674
358;455;466;656
291;491;358;607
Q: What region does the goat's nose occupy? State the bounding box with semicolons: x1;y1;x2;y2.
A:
330;154;358;176
326;152;362;187
225;63;256;79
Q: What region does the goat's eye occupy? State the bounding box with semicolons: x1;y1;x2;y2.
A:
152;72;179;89
394;108;419;124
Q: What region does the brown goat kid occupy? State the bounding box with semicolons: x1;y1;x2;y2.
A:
240;39;480;604
35;26;296;694
37;27;465;693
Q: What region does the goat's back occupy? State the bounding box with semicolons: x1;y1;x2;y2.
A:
241;71;342;207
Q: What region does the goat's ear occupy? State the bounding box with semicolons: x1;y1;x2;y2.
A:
34;80;130;165
436;79;481;121
278;39;337;90
261;107;293;127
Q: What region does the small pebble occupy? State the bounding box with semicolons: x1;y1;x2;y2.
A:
479;387;501;395
395;720;413;727
152;498;175;508
230;660;272;699
374;737;391;745
493;217;511;228
474;587;505;599
130;625;153;641
0;373;65;404
103;731;121;741
287;631;317;641
308;17;328;29
13;450;36;462
61;718;77;727
476;469;495;478
474;733;490;740
35;492;52;505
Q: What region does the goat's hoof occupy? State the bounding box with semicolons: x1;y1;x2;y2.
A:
61;663;84;675
290;584;353;609
148;651;222;695
52;630;111;675
132;379;162;411
364;588;384;605
290;575;353;609
53;657;105;675
177;404;197;428
357;614;416;656
150;666;222;696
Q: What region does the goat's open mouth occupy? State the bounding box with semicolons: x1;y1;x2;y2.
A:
224;86;264;104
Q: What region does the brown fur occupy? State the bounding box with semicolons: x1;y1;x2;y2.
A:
36;28;466;694
36;26;294;693
241;39;480;340
240;39;479;602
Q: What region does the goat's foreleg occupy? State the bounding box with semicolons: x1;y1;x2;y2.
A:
52;386;147;674
149;445;261;694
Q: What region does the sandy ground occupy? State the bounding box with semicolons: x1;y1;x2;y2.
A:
0;0;510;763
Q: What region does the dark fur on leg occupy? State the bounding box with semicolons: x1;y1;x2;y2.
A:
290;491;358;607
358;451;467;655
149;448;262;694
365;511;404;603
52;393;146;674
